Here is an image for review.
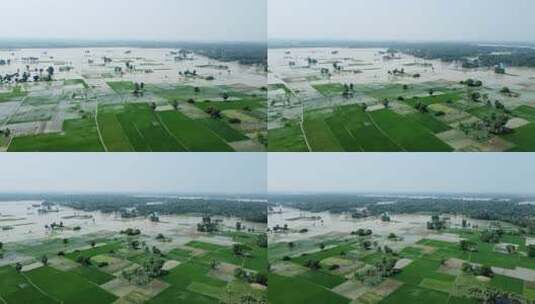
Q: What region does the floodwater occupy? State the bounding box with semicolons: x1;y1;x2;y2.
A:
0;47;266;89
269;206;497;247
269;47;535;92
268;47;535;124
0;200;266;244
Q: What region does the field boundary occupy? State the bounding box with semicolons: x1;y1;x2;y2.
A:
366;111;406;152
155;112;190;152
21;272;62;304
95;103;109;152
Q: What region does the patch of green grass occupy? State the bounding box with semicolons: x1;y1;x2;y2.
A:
467;105;504;120
490;274;524;295
65;242;122;261
157;111;234;151
380;284;449;304
394;258;455;285
292;244;355;266
0;266;55;304
369;109;453;151
149;260;226;304
502;123;535;151
447;297;480;304
303;116;344;151
0;86;27;102
404;92;462;108
312;83;346;96
512;105;535;122
9;117;104;152
187;281;224;300
268;273;350;304
195;98;264;112
70;266;115;285
419;278;454;293
106;81;134;93
325;105;401;152
186;241;227;252
26;266;117;304
166;248;194;262
400;247;424;259
115;104;186;152
199;119;248;142
297;270;346;289
97;110;134;151
406;112;452;133
268;122;308;152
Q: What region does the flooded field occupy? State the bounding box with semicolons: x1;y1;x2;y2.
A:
0;199;268;304
0;200;265;244
268;206;535;304
268;47;535;152
0;47;267;152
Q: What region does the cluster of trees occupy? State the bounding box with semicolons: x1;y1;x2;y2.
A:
427;215;447;230
354;256;399;286
462;263;493;277
184;42;267;66
393;42;535;68
121;257;166;286
25;193;267;223
0;66;54;84
459;240;478;252
461;78;483;87
197;216;219;232
480;229;504;243
133;82;144;96
351;228;372;236
269;193;535;233
234;268;268;286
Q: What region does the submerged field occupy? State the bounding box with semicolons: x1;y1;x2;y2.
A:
0;211;267;304
268;47;535;152
268;207;535;304
0;47;266;152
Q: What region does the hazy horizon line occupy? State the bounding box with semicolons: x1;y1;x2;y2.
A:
267;190;535;197
268;38;535;45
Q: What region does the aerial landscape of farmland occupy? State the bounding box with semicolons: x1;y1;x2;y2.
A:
0;153;268;304
267;0;535;152
0;44;267;152
268;44;535;152
0;0;267;152
267;154;535;304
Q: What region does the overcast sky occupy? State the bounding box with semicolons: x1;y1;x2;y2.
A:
0;0;266;42
269;0;535;42
0;154;266;194
268;153;535;194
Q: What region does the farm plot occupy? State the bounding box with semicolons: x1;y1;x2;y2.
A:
8;117;104;152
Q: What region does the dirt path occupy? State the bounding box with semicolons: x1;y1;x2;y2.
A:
94;102;109;152
21;272;62;304
366;111;406;152
298;96;312;152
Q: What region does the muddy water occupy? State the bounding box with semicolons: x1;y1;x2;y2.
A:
269;206;496;246
0;200;266;243
0;47;265;88
269;47;535;100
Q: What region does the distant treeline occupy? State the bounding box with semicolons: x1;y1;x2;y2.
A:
269;39;535;68
0;193;267;223
0;39;266;66
269;193;535;231
392;43;535;68
184;43;267;66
